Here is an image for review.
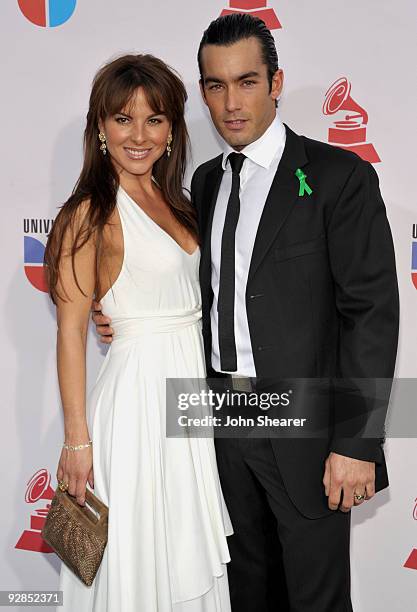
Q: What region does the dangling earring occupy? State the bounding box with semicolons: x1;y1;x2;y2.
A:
166;133;172;158
98;131;107;155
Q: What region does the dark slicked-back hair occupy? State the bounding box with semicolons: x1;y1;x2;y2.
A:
198;13;279;90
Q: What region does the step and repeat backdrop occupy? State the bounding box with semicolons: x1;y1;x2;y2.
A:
1;1;416;610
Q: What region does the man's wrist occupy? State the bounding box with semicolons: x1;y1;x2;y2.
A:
329;437;383;463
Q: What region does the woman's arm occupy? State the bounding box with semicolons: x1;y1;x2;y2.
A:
55;202;96;506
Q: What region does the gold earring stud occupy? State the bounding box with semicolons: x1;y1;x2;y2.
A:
166;133;172;158
98;131;107;155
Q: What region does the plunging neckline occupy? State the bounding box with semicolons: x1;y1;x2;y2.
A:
119;185;199;258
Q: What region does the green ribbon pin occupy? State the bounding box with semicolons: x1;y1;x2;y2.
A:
295;168;313;196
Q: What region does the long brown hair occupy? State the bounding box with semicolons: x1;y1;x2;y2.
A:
44;54;197;304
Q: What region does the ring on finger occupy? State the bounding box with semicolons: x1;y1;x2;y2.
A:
58;480;69;492
354;492;366;502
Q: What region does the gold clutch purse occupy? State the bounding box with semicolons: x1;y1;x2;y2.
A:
41;485;108;586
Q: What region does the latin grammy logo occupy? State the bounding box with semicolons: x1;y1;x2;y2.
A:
15;469;55;553
403;498;417;570
323;77;380;164
221;0;282;30
404;549;417;570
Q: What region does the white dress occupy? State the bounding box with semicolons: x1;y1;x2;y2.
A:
57;185;233;611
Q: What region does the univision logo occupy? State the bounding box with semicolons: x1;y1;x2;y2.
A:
24;218;54;293
18;0;77;28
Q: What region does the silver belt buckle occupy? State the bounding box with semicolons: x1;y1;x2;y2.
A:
230;374;253;393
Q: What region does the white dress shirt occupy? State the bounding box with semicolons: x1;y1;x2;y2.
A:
210;113;286;376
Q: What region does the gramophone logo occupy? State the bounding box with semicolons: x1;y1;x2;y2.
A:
18;0;77;28
23;218;54;293
221;0;281;30
323;77;380;164
403;497;417;570
15;469;55;553
412;225;417;290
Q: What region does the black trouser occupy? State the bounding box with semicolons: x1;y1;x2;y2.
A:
214;437;353;612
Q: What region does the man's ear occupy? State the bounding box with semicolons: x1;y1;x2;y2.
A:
199;79;208;107
270;68;284;102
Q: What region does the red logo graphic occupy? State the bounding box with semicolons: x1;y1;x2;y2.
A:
412;225;417;290
403;498;417;570
404;550;417;571
221;0;281;30
323;77;380;164
17;0;77;28
15;469;55;553
24;236;48;293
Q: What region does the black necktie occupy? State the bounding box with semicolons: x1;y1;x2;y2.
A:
218;152;246;372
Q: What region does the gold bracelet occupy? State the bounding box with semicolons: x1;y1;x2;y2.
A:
63;439;92;451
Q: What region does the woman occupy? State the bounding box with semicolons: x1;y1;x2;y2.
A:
45;54;232;611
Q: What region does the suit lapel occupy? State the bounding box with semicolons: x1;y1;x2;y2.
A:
198;125;309;289
248;124;309;281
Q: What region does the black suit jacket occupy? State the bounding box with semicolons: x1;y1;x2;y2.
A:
191;124;399;518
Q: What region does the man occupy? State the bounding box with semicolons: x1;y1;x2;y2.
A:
93;14;399;611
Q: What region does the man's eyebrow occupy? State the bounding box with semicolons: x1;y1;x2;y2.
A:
203;76;223;85
237;71;260;80
204;71;261;85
